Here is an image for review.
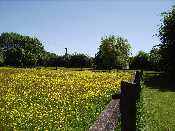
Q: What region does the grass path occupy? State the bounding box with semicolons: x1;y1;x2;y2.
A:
143;73;175;130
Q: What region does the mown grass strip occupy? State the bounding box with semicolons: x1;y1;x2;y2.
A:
143;72;175;130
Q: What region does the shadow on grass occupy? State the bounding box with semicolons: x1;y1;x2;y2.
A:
143;72;175;92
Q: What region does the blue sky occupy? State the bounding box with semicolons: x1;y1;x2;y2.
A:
0;0;174;57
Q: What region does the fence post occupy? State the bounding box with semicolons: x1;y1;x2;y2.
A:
134;70;143;99
120;81;137;131
120;70;143;131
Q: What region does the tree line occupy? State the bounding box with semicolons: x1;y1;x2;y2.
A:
0;32;163;71
131;5;175;78
0;32;95;68
0;32;131;69
0;5;174;77
0;32;93;68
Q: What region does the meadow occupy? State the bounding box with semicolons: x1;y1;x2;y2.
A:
0;67;132;130
143;72;175;130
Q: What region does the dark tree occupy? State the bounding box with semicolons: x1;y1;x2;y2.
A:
149;47;162;71
0;48;4;66
158;6;175;76
130;51;151;70
69;53;92;68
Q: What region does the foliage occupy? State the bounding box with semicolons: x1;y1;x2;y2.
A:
43;52;60;67
158;6;175;76
0;48;4;66
0;32;94;68
0;32;45;67
0;68;131;130
149;47;162;71
40;52;93;68
94;35;131;69
130;51;151;70
69;53;93;68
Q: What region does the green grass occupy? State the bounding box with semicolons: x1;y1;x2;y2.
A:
143;72;175;130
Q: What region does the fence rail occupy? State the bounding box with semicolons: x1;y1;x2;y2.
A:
89;70;143;131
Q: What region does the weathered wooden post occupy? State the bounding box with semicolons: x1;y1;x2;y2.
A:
134;70;143;99
120;81;137;131
120;70;143;131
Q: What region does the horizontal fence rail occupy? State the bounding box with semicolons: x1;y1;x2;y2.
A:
89;99;120;131
89;70;143;131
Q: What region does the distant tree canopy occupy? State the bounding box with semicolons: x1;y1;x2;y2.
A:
45;53;93;68
0;32;93;68
94;35;131;69
130;51;151;70
149;47;161;71
69;53;93;68
0;33;135;69
0;48;4;66
40;52;59;67
158;6;175;76
0;32;45;67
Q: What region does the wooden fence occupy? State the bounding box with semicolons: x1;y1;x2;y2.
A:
89;70;143;131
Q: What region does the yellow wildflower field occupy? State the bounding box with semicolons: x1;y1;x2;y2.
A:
0;68;132;130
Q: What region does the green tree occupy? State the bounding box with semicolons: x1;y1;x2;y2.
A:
69;53;92;68
158;6;175;76
41;52;59;67
95;35;131;69
130;51;151;70
4;48;24;67
0;32;45;67
149;47;161;71
0;48;4;66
